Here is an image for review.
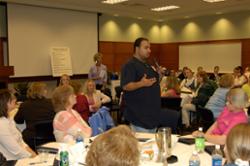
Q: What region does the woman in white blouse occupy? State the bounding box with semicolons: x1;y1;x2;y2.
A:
84;79;111;112
180;68;197;91
0;90;36;160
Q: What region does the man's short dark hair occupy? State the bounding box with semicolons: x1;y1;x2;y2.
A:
133;37;148;52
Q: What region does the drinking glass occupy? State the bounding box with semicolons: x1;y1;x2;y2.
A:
37;149;48;163
155;127;172;164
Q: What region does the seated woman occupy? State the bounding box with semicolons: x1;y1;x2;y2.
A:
52;85;92;143
193;88;248;145
205;74;234;118
70;80;90;122
84;79;111;113
161;76;180;97
233;66;247;88
0;90;36;160
224;123;250;166
182;71;217;128
242;74;250;98
14;82;55;150
59;74;71;86
180;68;197;91
86;125;140;166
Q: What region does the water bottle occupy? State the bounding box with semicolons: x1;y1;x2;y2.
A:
195;127;205;153
189;151;200;166
212;145;223;166
75;129;84;143
59;145;69;166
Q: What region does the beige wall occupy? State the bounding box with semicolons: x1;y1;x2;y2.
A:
99;15;161;43
99;10;250;43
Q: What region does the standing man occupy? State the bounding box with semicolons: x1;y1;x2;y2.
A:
121;37;161;132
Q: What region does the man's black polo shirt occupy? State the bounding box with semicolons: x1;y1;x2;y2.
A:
121;57;161;129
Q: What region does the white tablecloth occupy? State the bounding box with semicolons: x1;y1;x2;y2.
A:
16;134;217;166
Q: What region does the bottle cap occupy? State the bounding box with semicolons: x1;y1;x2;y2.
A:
198;127;203;132
193;151;198;155
215;145;220;150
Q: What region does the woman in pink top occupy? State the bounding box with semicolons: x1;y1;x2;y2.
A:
52;85;92;143
193;88;248;145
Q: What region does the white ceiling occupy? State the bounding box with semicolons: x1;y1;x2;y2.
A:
2;0;250;21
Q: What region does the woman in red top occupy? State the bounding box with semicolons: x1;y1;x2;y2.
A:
70;81;90;122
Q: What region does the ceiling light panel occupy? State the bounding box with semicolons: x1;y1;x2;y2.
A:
102;0;129;5
203;0;225;3
151;5;180;12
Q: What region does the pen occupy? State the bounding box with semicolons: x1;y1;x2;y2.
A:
29;161;47;165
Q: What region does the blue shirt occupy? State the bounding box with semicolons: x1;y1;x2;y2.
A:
205;87;230;118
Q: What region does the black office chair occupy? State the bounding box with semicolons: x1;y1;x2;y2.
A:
33;120;56;151
159;108;181;134
161;97;182;111
0;152;6;166
196;107;215;131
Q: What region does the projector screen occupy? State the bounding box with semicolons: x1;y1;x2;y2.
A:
179;43;241;73
8;4;98;77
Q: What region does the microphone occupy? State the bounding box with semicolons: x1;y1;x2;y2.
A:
153;57;160;69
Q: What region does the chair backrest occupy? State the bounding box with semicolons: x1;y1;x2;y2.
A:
161;97;182;111
34;120;55;148
88;107;115;136
159;109;181;134
0;152;6;166
115;86;123;99
197;107;214;121
197;107;215;131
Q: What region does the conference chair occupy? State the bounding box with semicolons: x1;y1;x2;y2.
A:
196;107;215;131
161;97;182;111
33;120;55;151
159;108;181;134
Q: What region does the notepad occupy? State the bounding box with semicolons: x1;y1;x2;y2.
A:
178;138;195;145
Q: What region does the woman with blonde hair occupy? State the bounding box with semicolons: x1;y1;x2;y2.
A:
224;123;250;166
15;82;55;150
52;85;92;143
59;74;71;86
88;53;107;90
193;88;248;145
84;79;111;113
161;76;180;97
86;125;140;166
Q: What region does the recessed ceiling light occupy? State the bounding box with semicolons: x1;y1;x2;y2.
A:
216;12;222;14
203;0;225;3
114;14;119;17
157;19;164;22
102;0;128;4
151;5;180;12
137;17;143;20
